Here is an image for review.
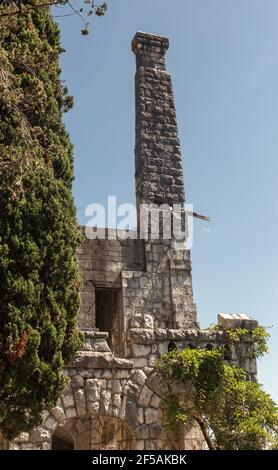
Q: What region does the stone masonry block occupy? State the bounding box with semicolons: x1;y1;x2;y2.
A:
129;314;154;329
218;313;258;330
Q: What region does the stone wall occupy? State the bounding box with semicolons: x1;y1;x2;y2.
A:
127;314;258;380
122;239;198;338
5;313;257;451
8;355;182;451
77;227;145;331
78;228;198;351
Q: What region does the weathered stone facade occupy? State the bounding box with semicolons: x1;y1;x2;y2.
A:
1;32;258;451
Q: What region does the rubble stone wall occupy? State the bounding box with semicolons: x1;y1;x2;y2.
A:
77;227;145;330
8;364;182;450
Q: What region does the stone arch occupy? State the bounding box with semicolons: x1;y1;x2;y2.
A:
91;415;134;450
119;369;182;450
10;366;202;450
49;414;134;450
31;374;137;450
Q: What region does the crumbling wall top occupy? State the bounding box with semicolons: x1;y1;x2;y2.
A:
132;31;169;69
218;313;258;330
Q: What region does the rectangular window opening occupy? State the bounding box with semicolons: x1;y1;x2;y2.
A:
95;288;124;357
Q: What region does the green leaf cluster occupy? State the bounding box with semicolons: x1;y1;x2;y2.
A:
157;347;278;450
0;1;82;439
226;325;270;358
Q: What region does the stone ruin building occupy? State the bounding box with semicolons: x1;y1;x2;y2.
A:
1;32;258;451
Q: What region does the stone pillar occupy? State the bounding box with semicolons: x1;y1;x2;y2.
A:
132;31;185;213
131;32;198;329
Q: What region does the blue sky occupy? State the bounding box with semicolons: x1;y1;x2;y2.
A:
55;0;278;402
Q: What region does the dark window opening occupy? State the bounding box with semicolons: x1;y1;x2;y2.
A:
52;428;74;450
95;288;123;357
224;344;232;360
168;341;177;352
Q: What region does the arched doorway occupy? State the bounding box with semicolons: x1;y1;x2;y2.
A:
91;416;134;450
51;415;134;450
52;427;74;450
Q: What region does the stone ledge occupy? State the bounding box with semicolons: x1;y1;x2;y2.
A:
67;352;133;370
127;327;255;345
81;330;111;353
83;330;109;339
128;327;224;343
79;226;139;242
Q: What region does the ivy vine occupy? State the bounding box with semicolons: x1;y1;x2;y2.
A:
156;345;278;450
226;325;270;359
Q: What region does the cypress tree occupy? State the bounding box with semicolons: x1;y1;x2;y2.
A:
0;1;82;439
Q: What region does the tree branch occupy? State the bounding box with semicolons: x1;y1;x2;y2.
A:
192;411;217;451
67;0;87;27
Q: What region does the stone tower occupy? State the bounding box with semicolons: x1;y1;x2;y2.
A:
1;32;258;451
132;32;198;331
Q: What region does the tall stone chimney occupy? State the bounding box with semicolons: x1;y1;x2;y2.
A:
132;32;185;214
132;32;198;329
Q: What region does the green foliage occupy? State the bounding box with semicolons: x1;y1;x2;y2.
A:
157;347;278;450
162;395;189;434
0;1;108;36
205;323;270;359
157;347;224;395
226;327;250;342
0;1;83;439
205;323;221;333
209;365;278;450
226;325;270;359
